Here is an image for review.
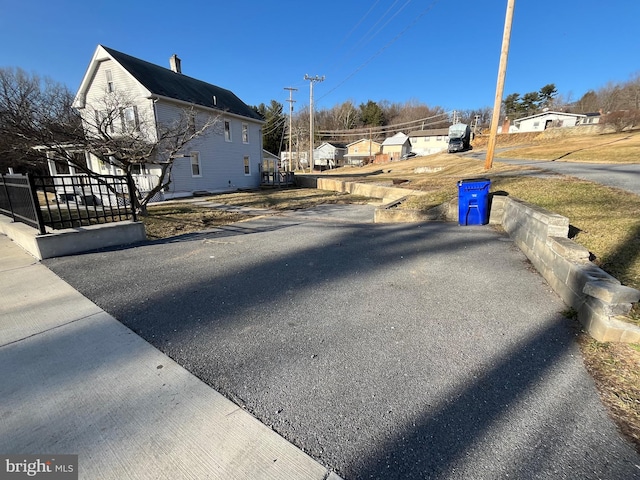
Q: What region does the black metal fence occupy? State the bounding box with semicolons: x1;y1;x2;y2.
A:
0;174;137;234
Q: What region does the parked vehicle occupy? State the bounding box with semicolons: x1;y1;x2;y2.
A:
448;123;471;153
401;152;417;159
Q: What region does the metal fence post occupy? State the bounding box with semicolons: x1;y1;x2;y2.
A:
126;175;138;222
26;174;47;235
0;174;17;222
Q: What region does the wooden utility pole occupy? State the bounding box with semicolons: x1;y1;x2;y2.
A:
485;0;516;170
304;74;324;173
284;87;297;172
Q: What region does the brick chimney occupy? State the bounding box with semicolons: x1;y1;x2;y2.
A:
169;54;181;74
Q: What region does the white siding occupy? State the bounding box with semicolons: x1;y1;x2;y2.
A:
81;59;157;143
155;101;262;194
409;136;448;156
516;113;582;133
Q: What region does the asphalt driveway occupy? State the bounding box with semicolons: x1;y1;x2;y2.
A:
44;205;640;479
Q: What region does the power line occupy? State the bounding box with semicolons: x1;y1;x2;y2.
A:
317;111;451;136
318;0;441;103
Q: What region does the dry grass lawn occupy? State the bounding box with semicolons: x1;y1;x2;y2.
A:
476;130;640;163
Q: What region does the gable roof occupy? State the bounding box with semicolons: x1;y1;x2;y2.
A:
382;132;409;146
408;129;449;137
75;45;263;121
346;138;382;148
315;142;347;150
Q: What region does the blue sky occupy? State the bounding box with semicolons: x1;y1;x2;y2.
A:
1;1;639;114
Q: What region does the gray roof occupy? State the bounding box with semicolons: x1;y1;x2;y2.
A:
102;46;262;121
408;129;449;137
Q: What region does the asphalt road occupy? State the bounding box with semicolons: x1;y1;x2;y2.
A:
44;206;640;479
467;151;640;195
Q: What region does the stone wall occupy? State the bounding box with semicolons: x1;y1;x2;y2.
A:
492;195;640;343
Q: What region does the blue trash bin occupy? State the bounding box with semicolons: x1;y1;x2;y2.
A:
457;178;491;225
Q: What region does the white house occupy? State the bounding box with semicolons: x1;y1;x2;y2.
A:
381;133;411;161
510;111;599;133
313;142;347;169
408;129;449;156
72;45;264;200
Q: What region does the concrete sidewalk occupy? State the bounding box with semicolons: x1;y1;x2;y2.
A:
0;233;340;479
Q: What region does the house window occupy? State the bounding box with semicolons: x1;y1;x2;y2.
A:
131;164;143;175
121;106;139;132
191;152;201;177
242;123;249;143
533;121;540;128
106;69;114;93
224;120;232;141
243;156;250;175
53;159;70;175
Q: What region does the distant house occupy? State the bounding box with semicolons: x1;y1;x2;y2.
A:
510;111;599;133
381;133;411;162
313;142;347;169
344;139;382;166
69;45;264;200
408;129;449;156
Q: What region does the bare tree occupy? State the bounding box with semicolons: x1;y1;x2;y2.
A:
0;67;219;215
77;91;220;214
0;67;80;173
601;109;640;133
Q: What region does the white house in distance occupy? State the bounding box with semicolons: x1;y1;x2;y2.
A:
408;129;449;156
503;111;601;134
71;45;264;200
381;132;411;161
313;142;347;169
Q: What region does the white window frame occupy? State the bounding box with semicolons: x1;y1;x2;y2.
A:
224;120;232;142
243;156;250;176
106;69;114;93
242;123;249;143
121;106;139;132
191;151;202;177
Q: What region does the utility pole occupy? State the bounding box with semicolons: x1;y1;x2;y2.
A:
485;0;516;170
284;87;297;172
304;74;324;173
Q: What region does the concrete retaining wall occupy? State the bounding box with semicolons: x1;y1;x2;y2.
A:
492;195;640;343
0;215;146;260
296;175;422;203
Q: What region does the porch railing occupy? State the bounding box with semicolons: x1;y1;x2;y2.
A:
0;173;137;234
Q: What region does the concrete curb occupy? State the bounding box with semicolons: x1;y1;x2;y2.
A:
0;215;146;260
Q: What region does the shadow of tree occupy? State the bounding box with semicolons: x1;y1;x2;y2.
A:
43;213;640;479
